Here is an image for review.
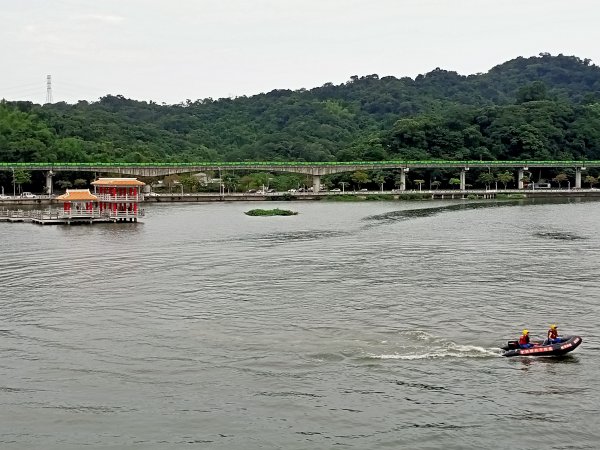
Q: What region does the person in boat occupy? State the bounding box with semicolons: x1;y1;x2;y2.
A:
545;324;560;344
519;329;532;348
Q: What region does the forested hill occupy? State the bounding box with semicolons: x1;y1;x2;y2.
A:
2;53;600;164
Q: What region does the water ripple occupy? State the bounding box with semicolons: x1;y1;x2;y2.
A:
1;199;599;450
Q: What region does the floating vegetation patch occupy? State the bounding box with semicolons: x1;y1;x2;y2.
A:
218;229;348;248
363;201;508;226
244;208;298;216
533;231;587;240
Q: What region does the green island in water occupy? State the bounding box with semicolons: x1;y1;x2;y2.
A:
245;208;298;216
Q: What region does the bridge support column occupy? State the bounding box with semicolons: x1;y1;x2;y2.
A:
399;169;408;191
575;167;585;189
312;175;321;193
518;169;525;189
45;171;54;195
460;168;468;190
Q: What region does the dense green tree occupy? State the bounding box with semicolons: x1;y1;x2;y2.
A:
373;173;386;191
449;177;461;188
584;175;598;188
2;54;600;178
516;81;548;103
218;173;237;192
351;171;370;189
497;171;514;189
477;172;495;189
13;169;31;193
552;173;568;188
57;180;73;190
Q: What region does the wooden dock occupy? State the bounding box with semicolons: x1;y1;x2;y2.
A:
0;208;143;225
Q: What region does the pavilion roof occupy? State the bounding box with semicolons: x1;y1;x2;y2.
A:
55;189;98;202
91;178;145;186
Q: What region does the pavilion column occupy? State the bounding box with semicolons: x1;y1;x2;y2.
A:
399;170;406;191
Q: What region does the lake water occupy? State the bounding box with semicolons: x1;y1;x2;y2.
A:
1;199;599;449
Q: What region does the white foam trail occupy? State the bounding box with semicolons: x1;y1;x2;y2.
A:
369;344;502;360
363;331;504;360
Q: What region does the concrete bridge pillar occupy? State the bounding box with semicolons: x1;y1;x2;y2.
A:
518;168;526;189
460;168;468;190
312;175;321;193
45;171;54;195
575;167;585;189
399;169;408;191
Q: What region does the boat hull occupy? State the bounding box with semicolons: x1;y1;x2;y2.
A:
502;335;582;357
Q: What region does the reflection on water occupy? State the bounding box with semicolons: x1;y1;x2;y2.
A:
1;199;599;449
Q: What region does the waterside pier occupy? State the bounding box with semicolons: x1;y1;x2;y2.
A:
0;208;145;225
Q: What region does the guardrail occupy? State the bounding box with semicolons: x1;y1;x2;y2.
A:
0;195;55;200
0;160;598;169
144;188;600;196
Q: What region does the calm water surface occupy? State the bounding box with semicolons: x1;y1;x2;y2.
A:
1;199;599;449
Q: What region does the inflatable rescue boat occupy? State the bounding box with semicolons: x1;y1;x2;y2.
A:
501;336;582;357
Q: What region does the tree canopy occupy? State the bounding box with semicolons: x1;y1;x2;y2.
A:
2;54;600;165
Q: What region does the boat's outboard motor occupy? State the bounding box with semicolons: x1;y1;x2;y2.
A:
502;340;520;351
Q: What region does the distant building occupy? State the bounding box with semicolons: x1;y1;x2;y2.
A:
91;178;145;222
3;179;146;225
55;189;98;217
193;172;209;185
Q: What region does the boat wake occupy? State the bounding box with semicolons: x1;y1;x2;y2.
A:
366;332;502;360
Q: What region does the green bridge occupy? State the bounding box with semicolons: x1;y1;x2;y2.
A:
1;160;596;193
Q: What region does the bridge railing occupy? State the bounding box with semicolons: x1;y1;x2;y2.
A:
1;160;598;169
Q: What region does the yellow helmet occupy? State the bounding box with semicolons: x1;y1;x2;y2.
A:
523;329;529;335
550;324;557;329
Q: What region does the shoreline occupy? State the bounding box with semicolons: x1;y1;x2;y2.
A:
2;189;600;206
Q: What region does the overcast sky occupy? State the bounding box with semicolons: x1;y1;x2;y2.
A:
1;0;598;105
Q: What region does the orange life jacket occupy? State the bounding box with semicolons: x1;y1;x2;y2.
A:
519;334;529;345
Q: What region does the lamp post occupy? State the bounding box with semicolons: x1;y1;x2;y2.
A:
340;181;347;193
12;167;15;197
